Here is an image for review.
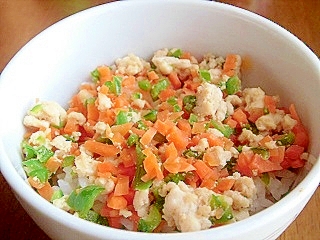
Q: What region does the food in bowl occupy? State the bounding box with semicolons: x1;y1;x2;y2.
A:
21;48;310;233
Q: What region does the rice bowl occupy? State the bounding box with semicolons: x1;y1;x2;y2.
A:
0;0;319;240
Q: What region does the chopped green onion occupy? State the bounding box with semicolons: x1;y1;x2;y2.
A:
188;113;198;125
51;189;64;202
105;76;122;96
164;173;186;184
84;210;108;226
251;147;269;159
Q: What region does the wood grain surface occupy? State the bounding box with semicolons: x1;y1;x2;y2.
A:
0;1;319;239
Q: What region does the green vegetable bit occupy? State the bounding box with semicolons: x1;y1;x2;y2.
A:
168;48;183;58
150;79;169;100
138;79;151;91
127;133;139;147
183;95;197;113
91;69;100;83
116;110;129;125
51;189;64;202
84;210;108;226
210;195;233;224
67;185;105;218
138;204;162;232
277;132;295;146
251;147;269;160
62;155;75;167
143;110;158;122
199;69;211;82
132;144;152;190
164;173;186;184
225;75;241;95
23;159;50;183
105;76;122;96
208;119;234;138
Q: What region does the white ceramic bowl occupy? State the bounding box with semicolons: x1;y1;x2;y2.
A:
0;0;319;239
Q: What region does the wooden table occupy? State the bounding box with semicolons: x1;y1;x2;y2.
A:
0;0;319;239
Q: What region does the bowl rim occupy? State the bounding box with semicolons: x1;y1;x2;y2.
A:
0;0;319;239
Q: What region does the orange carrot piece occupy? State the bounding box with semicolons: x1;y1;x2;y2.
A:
97;66;112;85
45;157;61;173
232;108;248;124
122;75;136;90
222;54;240;77
111;122;134;136
97;162;118;175
147;70;159;81
193;160;218;180
114;175;130;196
203;150;220;167
158;88;175;102
87;102;99;122
213;178;235;193
107;194;128;210
84;140;120;157
63;117;79;135
168;71;182;89
269;146;285;163
142;148;164;181
288;103;301;122
140;127;157;146
166;126;189;151
264;95;277;113
37;182;54;201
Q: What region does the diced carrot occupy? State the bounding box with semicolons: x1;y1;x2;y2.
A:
28;176;46;189
259;135;273;147
99;109;115;125
147;70;159;81
249;153;283;174
97;162;118;175
97;65;112;85
168;71;182;89
99;84;109;95
114;175;129;196
225;116;238;129
213;178;235;193
222;54;241;77
87;102;99;122
236;151;255;177
177;119;192;137
84;140;120;157
232;108;248;124
166;126;189;151
45;157;61;173
153;119;175;136
158;88;175;102
191;121;207;134
141;148;164;181
119;147;136;167
122;75;136;90
288;103;301;122
107;194;128;210
113;94;129;108
37;182;54;201
180;51;191;60
63;117;79;135
269;146;285;163
203;149;220;167
248;108;264;122
140;127;157;146
264;95;277;113
193;160;218;180
111;122;134;136
163;156;195;174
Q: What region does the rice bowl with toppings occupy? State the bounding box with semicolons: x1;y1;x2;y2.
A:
21;48;313;233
